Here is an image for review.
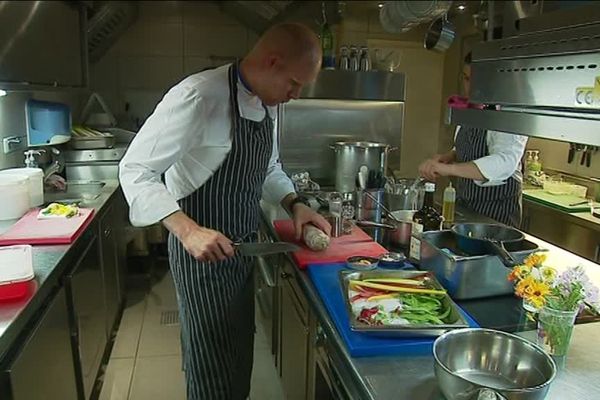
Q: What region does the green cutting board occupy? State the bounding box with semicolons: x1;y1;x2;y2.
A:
523;189;599;212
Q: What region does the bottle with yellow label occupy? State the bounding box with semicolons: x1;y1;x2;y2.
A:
442;182;456;224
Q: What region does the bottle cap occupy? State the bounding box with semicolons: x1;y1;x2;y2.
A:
424;182;436;192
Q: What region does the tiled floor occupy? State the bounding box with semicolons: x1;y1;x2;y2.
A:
98;265;285;400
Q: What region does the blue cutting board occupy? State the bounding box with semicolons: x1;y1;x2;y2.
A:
307;263;479;357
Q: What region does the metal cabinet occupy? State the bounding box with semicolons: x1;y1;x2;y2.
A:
99;202;122;337
522;202;600;262
279;259;310;400
2;287;78;400
66;232;107;399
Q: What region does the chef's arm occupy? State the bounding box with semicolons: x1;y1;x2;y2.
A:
445;162;485;181
119;87;203;227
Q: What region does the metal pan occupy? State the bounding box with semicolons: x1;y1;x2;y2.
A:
451;223;524;268
340;269;469;337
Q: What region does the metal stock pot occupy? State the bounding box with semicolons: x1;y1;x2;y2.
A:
330;141;397;193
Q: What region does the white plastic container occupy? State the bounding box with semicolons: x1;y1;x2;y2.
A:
0;174;29;221
0;167;44;207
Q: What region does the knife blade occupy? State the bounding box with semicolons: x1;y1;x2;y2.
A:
235;242;300;257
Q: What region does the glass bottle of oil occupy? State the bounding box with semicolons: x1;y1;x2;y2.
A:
442;182;456;224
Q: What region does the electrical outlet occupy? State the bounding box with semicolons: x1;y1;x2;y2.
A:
2;135;27;154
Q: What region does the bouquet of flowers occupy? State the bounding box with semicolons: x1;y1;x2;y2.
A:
508;252;599;359
508;252;599;313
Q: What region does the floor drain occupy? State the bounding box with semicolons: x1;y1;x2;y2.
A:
160;310;180;326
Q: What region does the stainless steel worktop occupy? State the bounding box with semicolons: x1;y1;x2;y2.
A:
260;201;600;400
0;181;120;359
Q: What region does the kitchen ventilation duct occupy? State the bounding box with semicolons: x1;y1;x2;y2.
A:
87;1;139;63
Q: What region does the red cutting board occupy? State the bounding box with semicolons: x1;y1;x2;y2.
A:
273;219;387;269
0;208;95;246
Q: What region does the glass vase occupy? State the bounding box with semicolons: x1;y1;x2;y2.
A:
537;306;577;366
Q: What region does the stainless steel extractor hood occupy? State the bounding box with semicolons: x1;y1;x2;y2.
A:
450;3;600;146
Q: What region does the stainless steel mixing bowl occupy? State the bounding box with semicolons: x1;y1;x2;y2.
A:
433;328;556;400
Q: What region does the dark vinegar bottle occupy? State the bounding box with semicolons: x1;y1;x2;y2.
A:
409;182;443;263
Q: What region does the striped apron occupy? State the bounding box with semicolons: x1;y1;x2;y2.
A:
168;63;273;400
455;126;522;227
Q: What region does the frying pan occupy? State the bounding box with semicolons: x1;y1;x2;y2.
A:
451;223;524;267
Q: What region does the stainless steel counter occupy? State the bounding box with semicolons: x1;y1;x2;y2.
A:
524;197;600;233
260;201;600;400
0;181;120;359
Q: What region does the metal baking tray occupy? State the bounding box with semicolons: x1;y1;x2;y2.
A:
339;270;469;337
69;135;116;150
419;230;545;300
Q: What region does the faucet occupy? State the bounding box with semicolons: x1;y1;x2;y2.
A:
43;147;64;180
24;149;44;168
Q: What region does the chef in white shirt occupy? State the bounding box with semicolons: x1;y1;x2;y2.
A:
418;52;528;227
119;23;330;400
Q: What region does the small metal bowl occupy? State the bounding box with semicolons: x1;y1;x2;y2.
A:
378;252;407;269
346;256;379;271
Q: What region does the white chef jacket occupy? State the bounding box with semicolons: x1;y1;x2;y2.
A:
119;64;295;227
454;126;528;187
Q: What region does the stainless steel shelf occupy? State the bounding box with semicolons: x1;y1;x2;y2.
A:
449;108;600;146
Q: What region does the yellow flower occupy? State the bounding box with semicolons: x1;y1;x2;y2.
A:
540;266;557;283
508;265;532;282
515;276;536;297
524;252;547;268
524;280;550;308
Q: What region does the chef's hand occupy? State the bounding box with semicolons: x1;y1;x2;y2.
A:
292;204;331;240
418;159;452;182
162;211;234;262
432;150;456;164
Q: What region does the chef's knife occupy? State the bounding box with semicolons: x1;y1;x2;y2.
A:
234;242;300;257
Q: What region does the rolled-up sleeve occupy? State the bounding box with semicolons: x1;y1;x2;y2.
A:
119;87;204;227
472;130;528;187
262;118;295;205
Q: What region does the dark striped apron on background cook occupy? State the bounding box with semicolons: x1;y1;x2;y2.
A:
455;126;522;227
168;63;273;400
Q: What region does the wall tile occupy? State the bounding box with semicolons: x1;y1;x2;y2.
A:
118;56;184;90
184;24;248;57
183;56;214;75
121;89;168;124
115;22;183;57
136;0;184;25
182;2;241;26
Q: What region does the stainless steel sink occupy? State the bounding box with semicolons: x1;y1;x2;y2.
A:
44;180;106;204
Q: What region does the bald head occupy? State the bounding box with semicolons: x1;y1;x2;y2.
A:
240;23;322;106
252;23;321;66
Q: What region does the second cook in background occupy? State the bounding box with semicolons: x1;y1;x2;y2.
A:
419;52;528;228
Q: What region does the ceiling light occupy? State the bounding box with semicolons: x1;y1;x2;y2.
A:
457;5;466;11
0;90;7;97
378;3;384;9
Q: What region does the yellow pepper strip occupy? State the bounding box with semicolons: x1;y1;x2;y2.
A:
362;278;425;286
349;280;447;295
367;294;398;301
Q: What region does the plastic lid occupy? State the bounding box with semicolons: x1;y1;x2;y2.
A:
424;182;436;192
0;168;43;178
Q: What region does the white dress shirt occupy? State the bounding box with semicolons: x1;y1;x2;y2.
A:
454;126;528;187
119;64;295;227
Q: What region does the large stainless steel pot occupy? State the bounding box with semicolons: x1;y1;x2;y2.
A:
434;328;556;400
330;141;396;193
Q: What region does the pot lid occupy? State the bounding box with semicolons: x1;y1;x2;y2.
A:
333;141;391;148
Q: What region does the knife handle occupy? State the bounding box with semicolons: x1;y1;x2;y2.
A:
568;144;574;164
